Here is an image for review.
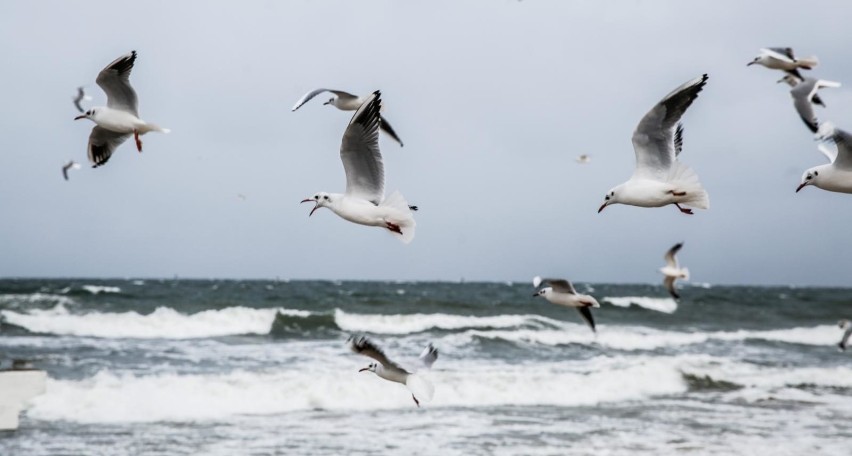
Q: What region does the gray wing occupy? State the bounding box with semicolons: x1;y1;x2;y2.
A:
87;126;131;168
791;79;819;133
96;51;138;117
62;162;72;180
379;115;404;147
73;87;86;113
575;307;596;333
349;336;407;374
340;91;384;203
418;343;438;369
542;279;577;294
291;88;358;111
664;242;683;268
664;276;679;299
768;47;795;60
631;74;708;179
761;48;795;63
840;326;852;351
821;125;852;170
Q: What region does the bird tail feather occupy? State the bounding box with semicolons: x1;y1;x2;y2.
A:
669;162;709;209
796;56;819;69
406;373;435;404
681;268;690;281
140;123;171;134
381;190;416;244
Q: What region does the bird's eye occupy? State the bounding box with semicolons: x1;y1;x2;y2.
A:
323;195;329;200
814;171;819;176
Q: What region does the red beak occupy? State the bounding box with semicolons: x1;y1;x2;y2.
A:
598;202;607;213
300;198;319;216
74;115;86;120
796;182;808;193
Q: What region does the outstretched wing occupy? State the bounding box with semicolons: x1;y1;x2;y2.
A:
96;51;138;117
631;74;708;179
664;242;683;268
340;91;384;204
88;126;130;168
291;88;358;111
419;343;438;369
576;307;596;333
664;276;679;299
379;115;404;147
540;278;577;294
349;336;407;373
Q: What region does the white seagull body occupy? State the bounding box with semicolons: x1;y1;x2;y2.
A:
302;91;416;243
660;242;689;299
599;74;710;215
797;123;852;194
532;276;600;333
747;48;818;79
789;78;841;133
292;88;404;146
778;75;826;108
838;320;852;351
74;51;169;167
349;336;438;407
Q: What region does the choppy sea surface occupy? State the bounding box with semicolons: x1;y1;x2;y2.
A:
0;279;850;455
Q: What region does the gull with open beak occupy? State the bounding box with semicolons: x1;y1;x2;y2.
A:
797;122;852;194
301;91;417;243
349;336;438;407
74;51;169;167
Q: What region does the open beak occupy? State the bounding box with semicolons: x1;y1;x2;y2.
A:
358;367;369;372
532;293;539;297
74;115;86;120
598;202;607;213
796;182;808;193
300;198;319;216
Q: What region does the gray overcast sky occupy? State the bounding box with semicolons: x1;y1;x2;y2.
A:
1;0;851;286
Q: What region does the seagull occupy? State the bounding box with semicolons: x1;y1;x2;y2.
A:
61;160;81;181
576;154;591;164
72;86;92;113
301;91;417;243
660;242;689;299
788;78;841;133
292;88;404;147
747;48;818;79
532;276;600;333
598;74;710;215
797;122;852;194
74;51;169;168
838;320;851;351
777;75;826;108
349;336;438;407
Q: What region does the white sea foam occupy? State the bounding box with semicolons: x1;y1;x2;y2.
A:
81;285;122;294
0;293;75;308
603;296;678;313
28;357;689;423
0;305;310;339
334;309;557;335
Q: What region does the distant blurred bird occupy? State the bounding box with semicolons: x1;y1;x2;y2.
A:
747;48;818;79
660;242;689;299
788;78;840;133
576;154;591;164
292;88;404;147
797;122;852;194
61;160;81;181
838;320;851;351
74;51;170;168
237;194;247;201
532;276;600;333
777;75;825;108
72;86;92;113
349;335;438;407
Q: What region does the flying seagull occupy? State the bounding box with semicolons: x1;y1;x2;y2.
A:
789;78;840;133
72;86;92;113
74;51;169;168
292;88;404;147
747;48;818;80
301;91;417;243
599;74;710;215
576;154;591;164
797;122;852;194
838;320;851;351
532;276;600;333
777;75;825;108
61;160;81;181
660;242;689;299
349;336;438;407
